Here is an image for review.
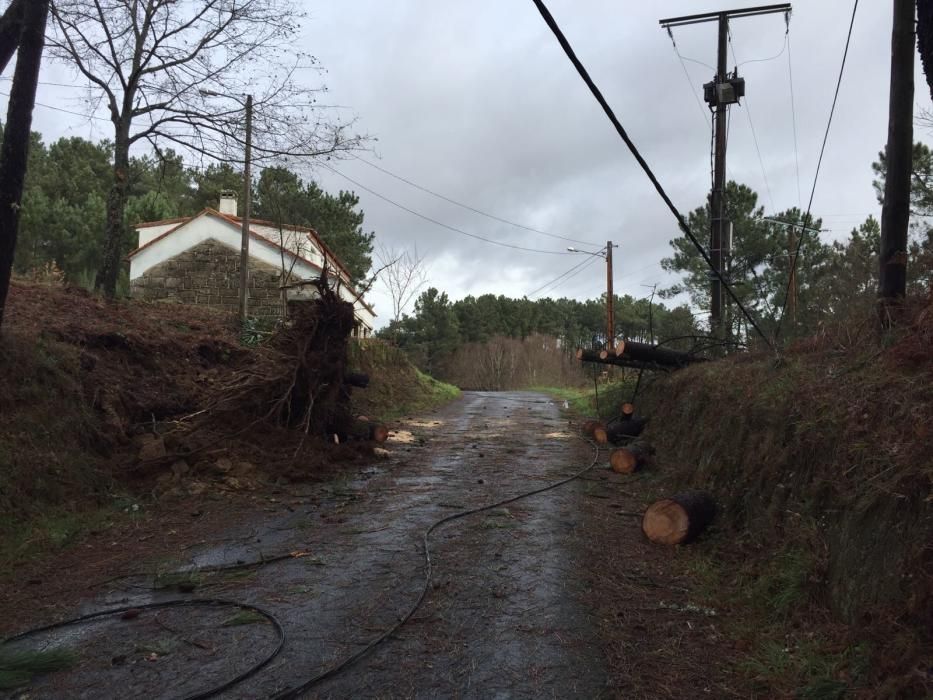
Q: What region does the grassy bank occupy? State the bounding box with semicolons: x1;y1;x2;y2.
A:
348;340;460;420
532;375;636;419
634;319;933;696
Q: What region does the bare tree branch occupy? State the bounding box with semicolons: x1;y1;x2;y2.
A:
46;0;367;297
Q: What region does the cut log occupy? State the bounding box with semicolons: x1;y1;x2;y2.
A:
344;372;370;388
606;416;647;444
577;341;702;369
609;444;650;474
350;419;389;443
620;402;635;418
592;426;609;444
576;347;670;372
580;419;604;437
642;491;716;545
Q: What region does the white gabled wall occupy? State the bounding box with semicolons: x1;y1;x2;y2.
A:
130;212;376;329
137;222;179;247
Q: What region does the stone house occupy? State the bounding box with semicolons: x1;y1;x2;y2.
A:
127;192;376;336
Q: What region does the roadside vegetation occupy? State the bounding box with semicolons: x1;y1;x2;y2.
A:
631;304;933;697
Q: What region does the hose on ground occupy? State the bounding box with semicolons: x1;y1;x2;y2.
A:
1;598;286;700
271;435;602;699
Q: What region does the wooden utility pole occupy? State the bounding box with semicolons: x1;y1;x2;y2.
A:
0;0;50;332
239;93;253;325
787;226;798;326
710;13;729;333
606;240;614;349
660;4;791;334
879;0;914;315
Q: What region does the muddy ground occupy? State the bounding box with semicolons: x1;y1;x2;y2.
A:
3;392;747;699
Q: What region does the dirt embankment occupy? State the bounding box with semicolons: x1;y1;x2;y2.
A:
633;302;933;696
0;281;457;528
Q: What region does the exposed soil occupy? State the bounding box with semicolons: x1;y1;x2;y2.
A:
0;391;750;699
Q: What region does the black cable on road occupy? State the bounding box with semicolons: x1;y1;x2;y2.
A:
2;598;286;700
529;0;773;349
271;431;603;699
775;0;858;340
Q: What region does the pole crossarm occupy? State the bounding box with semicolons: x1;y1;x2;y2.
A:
659;3;791;28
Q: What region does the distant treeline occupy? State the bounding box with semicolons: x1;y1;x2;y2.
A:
380;289;700;387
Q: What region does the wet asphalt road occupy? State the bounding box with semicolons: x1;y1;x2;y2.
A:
9;391;608;699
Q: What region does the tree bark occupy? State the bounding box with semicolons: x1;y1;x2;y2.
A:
0;0;49;331
0;0;24;74
96;125;131;297
879;0;915;313
917;0;933;103
642;491;717;545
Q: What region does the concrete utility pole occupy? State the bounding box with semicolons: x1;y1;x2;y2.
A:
879;0;914;315
660;3;791;334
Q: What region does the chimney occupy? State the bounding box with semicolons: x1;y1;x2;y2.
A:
218;190;238;216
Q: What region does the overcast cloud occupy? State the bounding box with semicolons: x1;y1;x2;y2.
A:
5;1;929;327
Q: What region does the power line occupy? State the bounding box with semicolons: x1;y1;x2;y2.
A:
352;155;598;247
320;162;573;256
0;90;110;121
526;255;600;298
735;33;788;67
776;0;859;339
529;0;772;347
666;28;711;130
729;30;775;212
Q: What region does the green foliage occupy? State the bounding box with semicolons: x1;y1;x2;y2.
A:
382;287;700;382
8;127;375;287
661;181;833;338
254;167;374;280
873;141;933;290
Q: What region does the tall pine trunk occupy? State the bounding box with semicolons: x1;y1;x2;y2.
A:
96;128;131;298
0;0;49;331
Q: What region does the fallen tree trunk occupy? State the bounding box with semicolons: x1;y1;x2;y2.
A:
642;491;716;545
609;443;650;474
606;416;647;443
577;341;701;369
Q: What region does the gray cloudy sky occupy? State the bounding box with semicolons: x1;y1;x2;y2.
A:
7;1;929;327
